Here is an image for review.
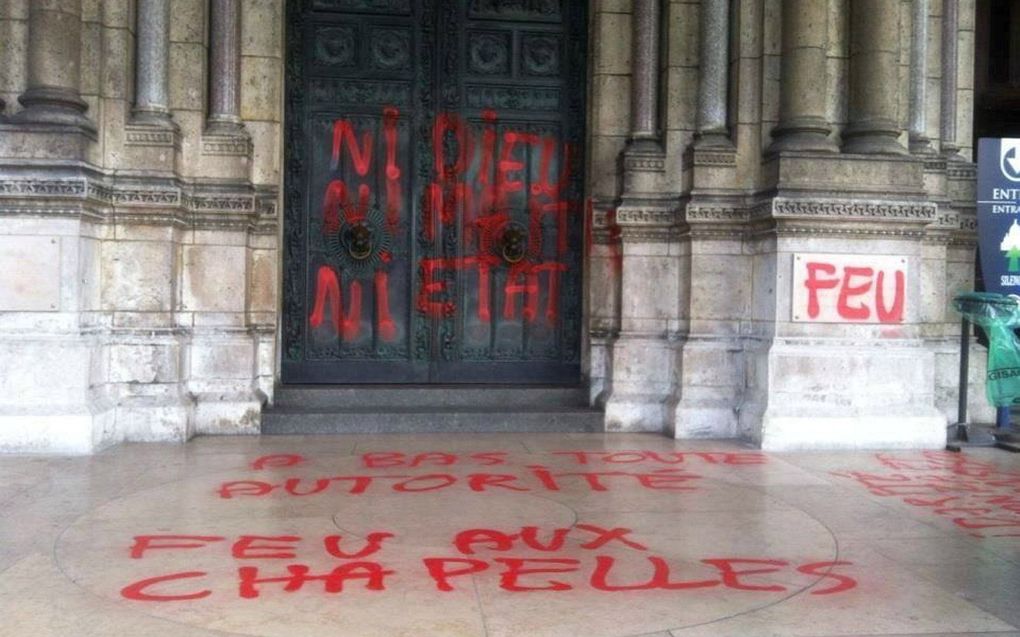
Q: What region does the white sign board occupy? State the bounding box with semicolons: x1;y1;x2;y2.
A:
791;253;908;324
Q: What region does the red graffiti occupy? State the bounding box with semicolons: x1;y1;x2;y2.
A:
362;452;508;467
217;466;702;499
452;525;646;555
311;107;580;338
834;451;1020;537
801;258;906;323
239;563;393;598
121;572;211;602
119;529;858;601
251;454;306;470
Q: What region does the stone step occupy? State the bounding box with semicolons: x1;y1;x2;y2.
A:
261;406;603;434
272;385;590;409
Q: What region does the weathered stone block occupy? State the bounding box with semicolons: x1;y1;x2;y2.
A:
0;18;27;94
690;253;751;323
190;339;255;380
242;0;281;58
593;12;630;74
170;0;205;44
591;74;630;137
249;248;277;314
0;236;61;311
246;119;280;184
182;244;246;313
241;55;281;121
101;240;174;312
108;343;181;383
169;42;206;111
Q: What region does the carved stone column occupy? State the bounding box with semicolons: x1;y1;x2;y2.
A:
10;0;94;133
768;0;836;153
941;0;962;159
133;0;175;128
695;0;731;148
843;0;907;154
909;0;933;153
628;0;661;152
207;0;245;135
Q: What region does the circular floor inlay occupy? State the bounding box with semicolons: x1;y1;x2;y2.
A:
54;449;841;637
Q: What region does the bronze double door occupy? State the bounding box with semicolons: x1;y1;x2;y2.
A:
282;0;586;384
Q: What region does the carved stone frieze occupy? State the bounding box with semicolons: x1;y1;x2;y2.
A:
200;132;253;157
125;124;180;148
754;198;938;222
112;189;181;206
0;179;87;197
684;205;747;223
623;153;665;173
615;207;675;226
691;148;737;167
0;173;274;231
947;163;977;180
615;205;677;242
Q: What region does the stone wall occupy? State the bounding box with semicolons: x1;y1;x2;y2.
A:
589;0;990;450
0;0;280;452
0;0;988;452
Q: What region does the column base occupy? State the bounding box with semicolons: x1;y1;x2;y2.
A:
842;124;907;155
941;143;967;162
693;130;734;150
759;414;947;451
130;107;179;131
111;395;193;443
605;395;674;433
205;115;248;137
124;119;181;174
767;118;838;154
195;391;264;435
0;411;109;454
909;134;935;155
11;87;97;136
743;337;947;450
674;401;739;438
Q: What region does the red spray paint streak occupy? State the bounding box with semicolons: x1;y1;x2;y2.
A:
120;529;856;600
834;451;1020;537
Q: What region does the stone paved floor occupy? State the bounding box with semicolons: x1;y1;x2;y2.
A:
1;433;1019;637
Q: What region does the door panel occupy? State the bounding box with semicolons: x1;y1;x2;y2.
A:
283;0;585;384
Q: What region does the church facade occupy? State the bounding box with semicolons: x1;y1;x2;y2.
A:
0;0;989;453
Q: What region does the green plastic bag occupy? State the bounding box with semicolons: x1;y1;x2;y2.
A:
953;292;1020;407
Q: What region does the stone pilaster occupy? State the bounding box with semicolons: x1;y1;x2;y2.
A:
768;0;837;153
909;0;934;153
940;0;963;159
694;0;732;149
9;0;94;134
605;0;679;433
843;0;907;155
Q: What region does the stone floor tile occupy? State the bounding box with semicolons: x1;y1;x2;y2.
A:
0;435;1017;636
